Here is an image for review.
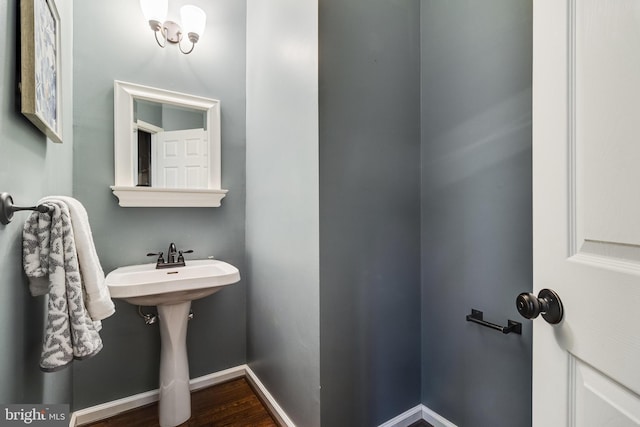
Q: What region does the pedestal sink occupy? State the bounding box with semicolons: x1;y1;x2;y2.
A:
105;259;240;427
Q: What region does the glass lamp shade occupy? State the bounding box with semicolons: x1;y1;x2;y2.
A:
180;5;206;37
140;0;168;23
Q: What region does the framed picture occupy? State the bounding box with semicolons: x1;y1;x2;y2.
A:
20;0;62;144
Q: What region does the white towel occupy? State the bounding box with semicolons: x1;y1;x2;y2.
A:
23;200;103;371
40;196;115;320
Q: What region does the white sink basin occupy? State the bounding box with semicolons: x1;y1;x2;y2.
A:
105;258;240;427
105;259;240;306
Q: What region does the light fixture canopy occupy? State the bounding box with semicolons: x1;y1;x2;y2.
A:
140;0;206;54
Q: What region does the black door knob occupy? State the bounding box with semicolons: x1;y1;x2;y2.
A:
516;288;563;324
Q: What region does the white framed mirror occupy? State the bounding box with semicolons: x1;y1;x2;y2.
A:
111;80;227;207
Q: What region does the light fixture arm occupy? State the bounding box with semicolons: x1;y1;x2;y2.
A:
154;26;167;48
146;19;167;48
178;42;195;55
178;33;198;54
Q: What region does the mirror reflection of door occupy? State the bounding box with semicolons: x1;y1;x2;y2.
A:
133;99;207;188
135;124;208;189
135;120;163;187
154;128;208;189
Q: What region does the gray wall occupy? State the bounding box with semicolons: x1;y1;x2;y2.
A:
318;0;422;425
0;0;74;406
72;0;247;410
245;1;320;426
420;1;533;426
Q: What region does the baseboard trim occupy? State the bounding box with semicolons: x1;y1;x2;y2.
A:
378;404;424;427
377;404;457;427
421;405;457;427
70;365;294;426
245;366;296;427
71;366;457;427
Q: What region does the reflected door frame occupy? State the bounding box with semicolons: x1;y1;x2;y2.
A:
135;120;163;187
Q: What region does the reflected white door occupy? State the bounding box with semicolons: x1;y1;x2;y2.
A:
154;128;208;188
533;0;640;425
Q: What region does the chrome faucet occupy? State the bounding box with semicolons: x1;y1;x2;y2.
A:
167;243;178;264
147;243;193;269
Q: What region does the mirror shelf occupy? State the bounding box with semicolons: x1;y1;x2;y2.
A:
112;80;226;207
110;186;228;207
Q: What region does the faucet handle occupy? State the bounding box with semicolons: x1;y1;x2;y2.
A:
177;249;194;263
147;251;165;264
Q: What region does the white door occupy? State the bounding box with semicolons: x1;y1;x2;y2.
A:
533;0;640;425
154;128;209;188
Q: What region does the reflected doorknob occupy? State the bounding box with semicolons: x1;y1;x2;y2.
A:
516;288;564;324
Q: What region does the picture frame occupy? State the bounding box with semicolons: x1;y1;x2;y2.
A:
20;0;62;144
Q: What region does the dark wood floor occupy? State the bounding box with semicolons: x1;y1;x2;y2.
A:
82;378;278;427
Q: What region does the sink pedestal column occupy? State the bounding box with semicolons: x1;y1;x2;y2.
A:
157;301;192;427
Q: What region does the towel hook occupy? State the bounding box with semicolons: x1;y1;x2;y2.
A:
0;193;52;225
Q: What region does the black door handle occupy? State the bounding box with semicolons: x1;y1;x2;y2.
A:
516;288;563;324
